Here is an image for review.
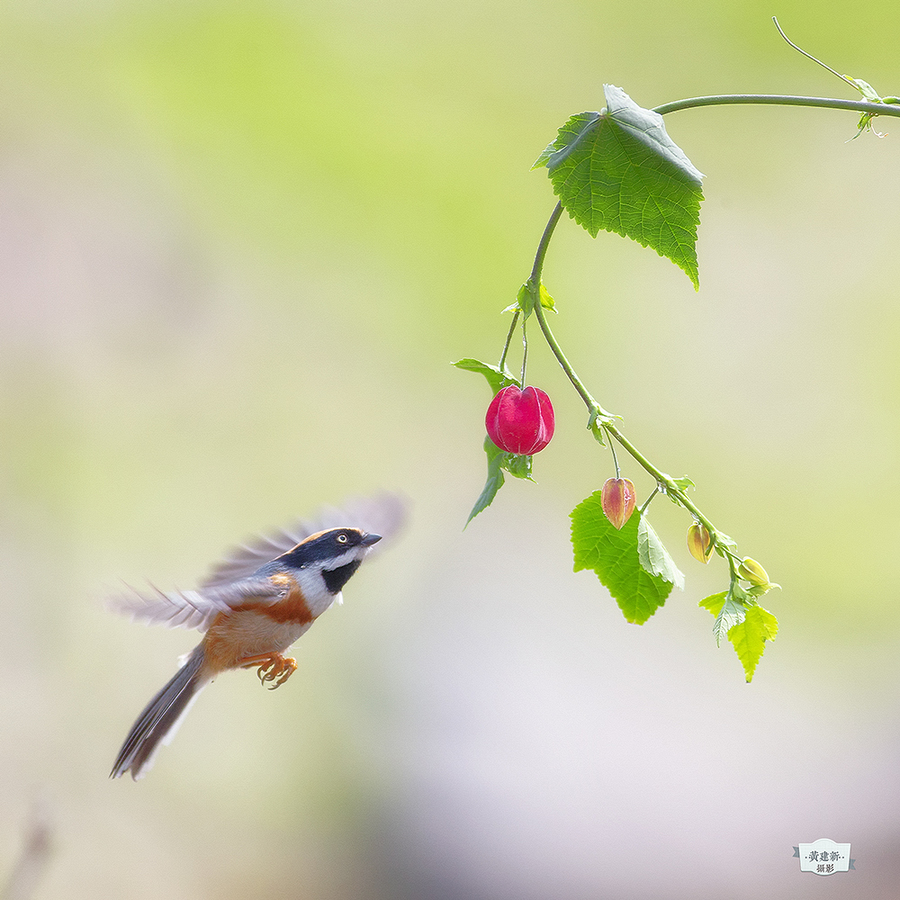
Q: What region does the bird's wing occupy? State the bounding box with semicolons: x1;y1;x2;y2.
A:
110;577;287;632
200;492;408;588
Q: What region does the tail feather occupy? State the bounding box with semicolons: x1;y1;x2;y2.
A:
111;646;208;780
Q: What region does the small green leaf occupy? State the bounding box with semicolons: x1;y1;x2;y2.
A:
846;76;882;102
453;358;518;395
538;84;704;288
587;410;608;446
637;515;685;590
502;282;533;316
712;530;737;551
503;281;532;318
700;589;778;680
713;594;745;647
698;590;727;616
503;451;534;480
571;492;673;624
703;583;750;647
743;580;780;600
727;604;779;682
670;475;695;493
538;282;556;311
841;76;896;139
466;437;506;525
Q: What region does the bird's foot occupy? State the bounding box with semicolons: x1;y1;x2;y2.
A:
239;653;297;689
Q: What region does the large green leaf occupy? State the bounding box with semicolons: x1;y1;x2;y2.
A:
535;84;704;288
571;492;673;624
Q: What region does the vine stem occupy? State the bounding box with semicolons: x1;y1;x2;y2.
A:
652;94;900;118
498;309;519;372
528;203;615;420
529;205;729;559
530;201;564;284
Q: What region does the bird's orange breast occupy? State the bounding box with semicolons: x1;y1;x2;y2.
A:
200;573;315;675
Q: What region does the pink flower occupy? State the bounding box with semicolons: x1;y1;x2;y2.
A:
485;385;555;455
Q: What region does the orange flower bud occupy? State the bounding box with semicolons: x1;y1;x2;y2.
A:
738;557;770;586
687;522;712;564
601;477;636;530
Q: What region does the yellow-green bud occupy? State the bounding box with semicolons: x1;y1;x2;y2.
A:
738;557;770;586
687;522;712;564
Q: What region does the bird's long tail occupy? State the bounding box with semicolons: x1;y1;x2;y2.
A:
111;645;209;780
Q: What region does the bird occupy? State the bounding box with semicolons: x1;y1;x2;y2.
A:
110;495;404;780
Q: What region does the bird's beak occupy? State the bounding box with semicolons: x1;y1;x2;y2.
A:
362;532;382;546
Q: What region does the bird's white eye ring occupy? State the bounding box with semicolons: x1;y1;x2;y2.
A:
337;533;349;543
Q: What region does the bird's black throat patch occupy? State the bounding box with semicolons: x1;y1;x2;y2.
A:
322;559;362;594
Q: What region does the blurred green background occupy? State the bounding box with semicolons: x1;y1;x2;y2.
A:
2;1;899;897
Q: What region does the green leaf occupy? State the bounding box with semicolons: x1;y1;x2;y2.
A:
587;410;608;446
571;491;673;624
713;594;745;646
670;475;695;493
711;530;737;551
538;282;556;311
637;515;684;590
502;282;532;315
503;450;534;480
453;358;518;395
532;138;558;170
698;590;727;616
466;437;506;525
699;589;779;680
841;76;896;139
538;84;704;289
465;438;538;524
700;584;749;647
846;76;882;102
507;280;555;317
727;603;778;682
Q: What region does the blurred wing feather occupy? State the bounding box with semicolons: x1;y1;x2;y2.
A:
201;493;408;587
111;578;286;632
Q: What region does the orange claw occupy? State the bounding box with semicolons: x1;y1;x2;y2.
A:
239;653;298;690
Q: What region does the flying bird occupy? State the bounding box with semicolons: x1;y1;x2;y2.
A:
110;494;405;780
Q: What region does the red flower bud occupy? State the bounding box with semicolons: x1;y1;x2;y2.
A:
485;385;555;455
601;477;636;529
687;522;713;564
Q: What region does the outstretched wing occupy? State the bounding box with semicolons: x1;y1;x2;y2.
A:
200;492;408;588
110;577;287;632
